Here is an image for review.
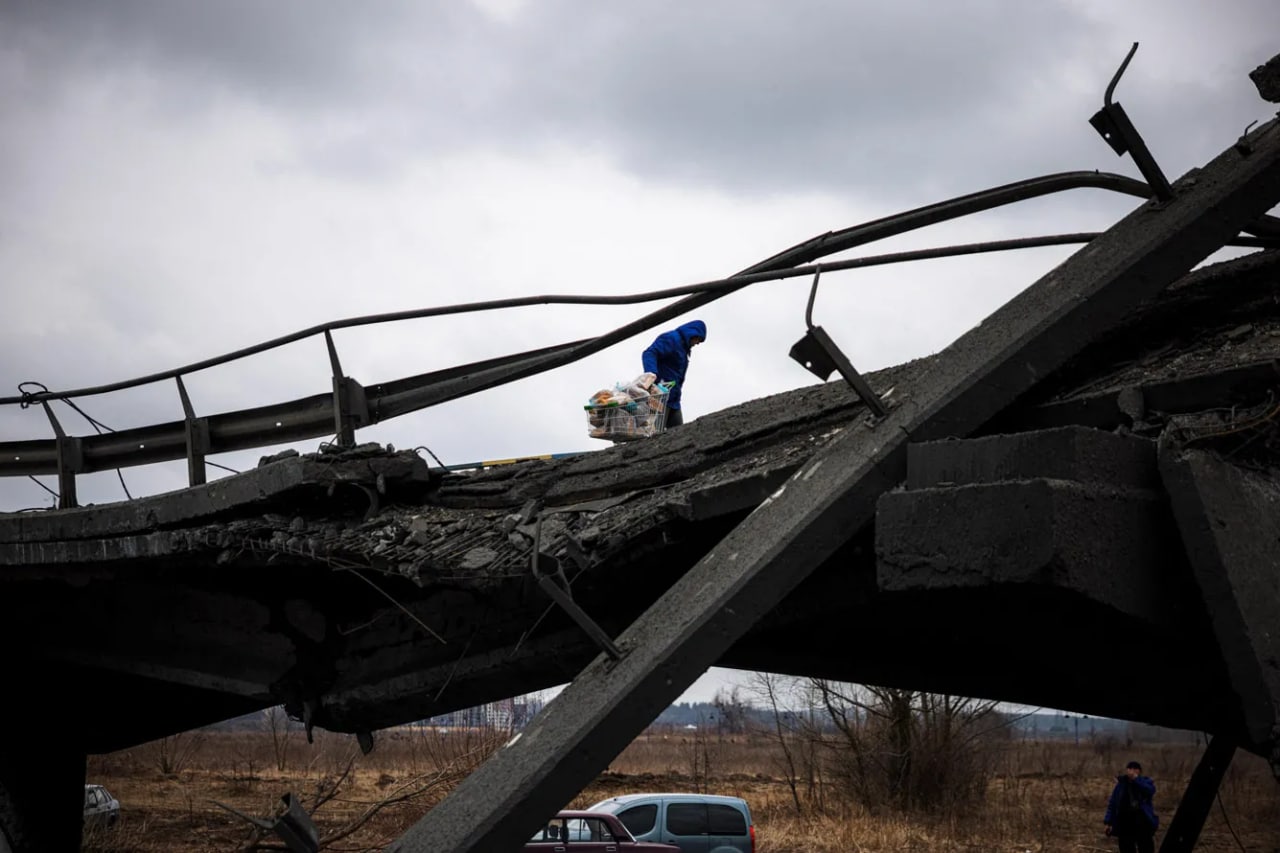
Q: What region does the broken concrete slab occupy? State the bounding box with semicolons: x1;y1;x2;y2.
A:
0;448;430;543
1251;52;1280;102
884;426;1184;621
906;425;1158;489
877;478;1178;623
1159;445;1280;763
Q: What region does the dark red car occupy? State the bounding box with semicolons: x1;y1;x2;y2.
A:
524;810;681;852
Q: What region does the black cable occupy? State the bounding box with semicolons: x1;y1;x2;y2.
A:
60;397;115;433
114;470;133;500
51;395;132;500
1213;768;1244;850
27;475;58;500
205;460;241;475
413;446;447;469
1203;731;1248;853
16;381;49;409
1217;791;1246;852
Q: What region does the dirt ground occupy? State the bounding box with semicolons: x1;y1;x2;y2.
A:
80;728;1280;852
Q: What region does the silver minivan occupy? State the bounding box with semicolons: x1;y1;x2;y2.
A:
587;793;754;853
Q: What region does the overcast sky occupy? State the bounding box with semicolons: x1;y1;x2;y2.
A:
2;1;1277;702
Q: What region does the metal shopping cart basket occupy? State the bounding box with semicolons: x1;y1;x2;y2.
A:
584;381;675;442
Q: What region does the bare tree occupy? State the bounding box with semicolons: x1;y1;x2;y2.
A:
147;730;207;776
810;680;1003;816
711;687;750;736
677;705;719;792
749;672;806;815
262;705;295;772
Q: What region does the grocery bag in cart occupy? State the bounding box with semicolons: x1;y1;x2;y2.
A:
584;373;675;442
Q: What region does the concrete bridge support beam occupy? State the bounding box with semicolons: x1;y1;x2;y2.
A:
1160;446;1280;775
1157;735;1237;853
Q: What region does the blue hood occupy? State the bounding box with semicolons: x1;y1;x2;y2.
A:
678;320;706;346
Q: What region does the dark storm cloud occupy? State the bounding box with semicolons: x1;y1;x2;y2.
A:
0;0;493;172
3;1;442;105
549;1;1277;199
4;1;1276;200
508;1;1097;194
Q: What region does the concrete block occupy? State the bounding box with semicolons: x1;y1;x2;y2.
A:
906;426;1156;489
876;479;1177;622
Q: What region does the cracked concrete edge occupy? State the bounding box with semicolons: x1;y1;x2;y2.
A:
0;450;430;544
876;477;1173;621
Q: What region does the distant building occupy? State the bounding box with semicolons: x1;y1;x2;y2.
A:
423;694;545;730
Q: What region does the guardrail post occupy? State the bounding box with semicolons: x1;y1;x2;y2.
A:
41;402;80;509
789;270;888;417
176;376;210;486
1089;43;1175;202
325;332;370;447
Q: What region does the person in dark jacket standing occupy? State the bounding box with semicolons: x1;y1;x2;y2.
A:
641;319;706;428
1104;760;1158;853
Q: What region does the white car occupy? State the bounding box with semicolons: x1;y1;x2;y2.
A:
589;793;755;853
83;784;120;828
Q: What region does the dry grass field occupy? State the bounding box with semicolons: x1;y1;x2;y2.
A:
80;723;1280;852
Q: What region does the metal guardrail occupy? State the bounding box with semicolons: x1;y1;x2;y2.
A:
3;167;1274;508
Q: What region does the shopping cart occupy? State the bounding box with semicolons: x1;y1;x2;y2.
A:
584;381;674;442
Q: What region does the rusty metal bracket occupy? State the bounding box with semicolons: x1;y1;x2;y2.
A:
175;375;210;486
214;792;319;853
40;402;80;509
788;269;888;418
325;331;370;447
531;516;623;662
1089;42;1174;202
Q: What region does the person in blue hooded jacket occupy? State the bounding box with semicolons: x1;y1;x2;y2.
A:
641;319;705;428
1104;760;1158;853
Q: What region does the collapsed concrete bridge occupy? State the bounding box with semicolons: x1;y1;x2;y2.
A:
5;248;1280;850
4;61;1280;852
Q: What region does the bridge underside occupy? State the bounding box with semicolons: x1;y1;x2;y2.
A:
2;250;1278;767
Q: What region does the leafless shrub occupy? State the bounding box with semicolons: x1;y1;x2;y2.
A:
677;707;719;792
809;681;1005;817
235;729;504;852
80;810;150;853
146;730;207;776
1091;731;1119;771
262;706;296;772
748;672;825;816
